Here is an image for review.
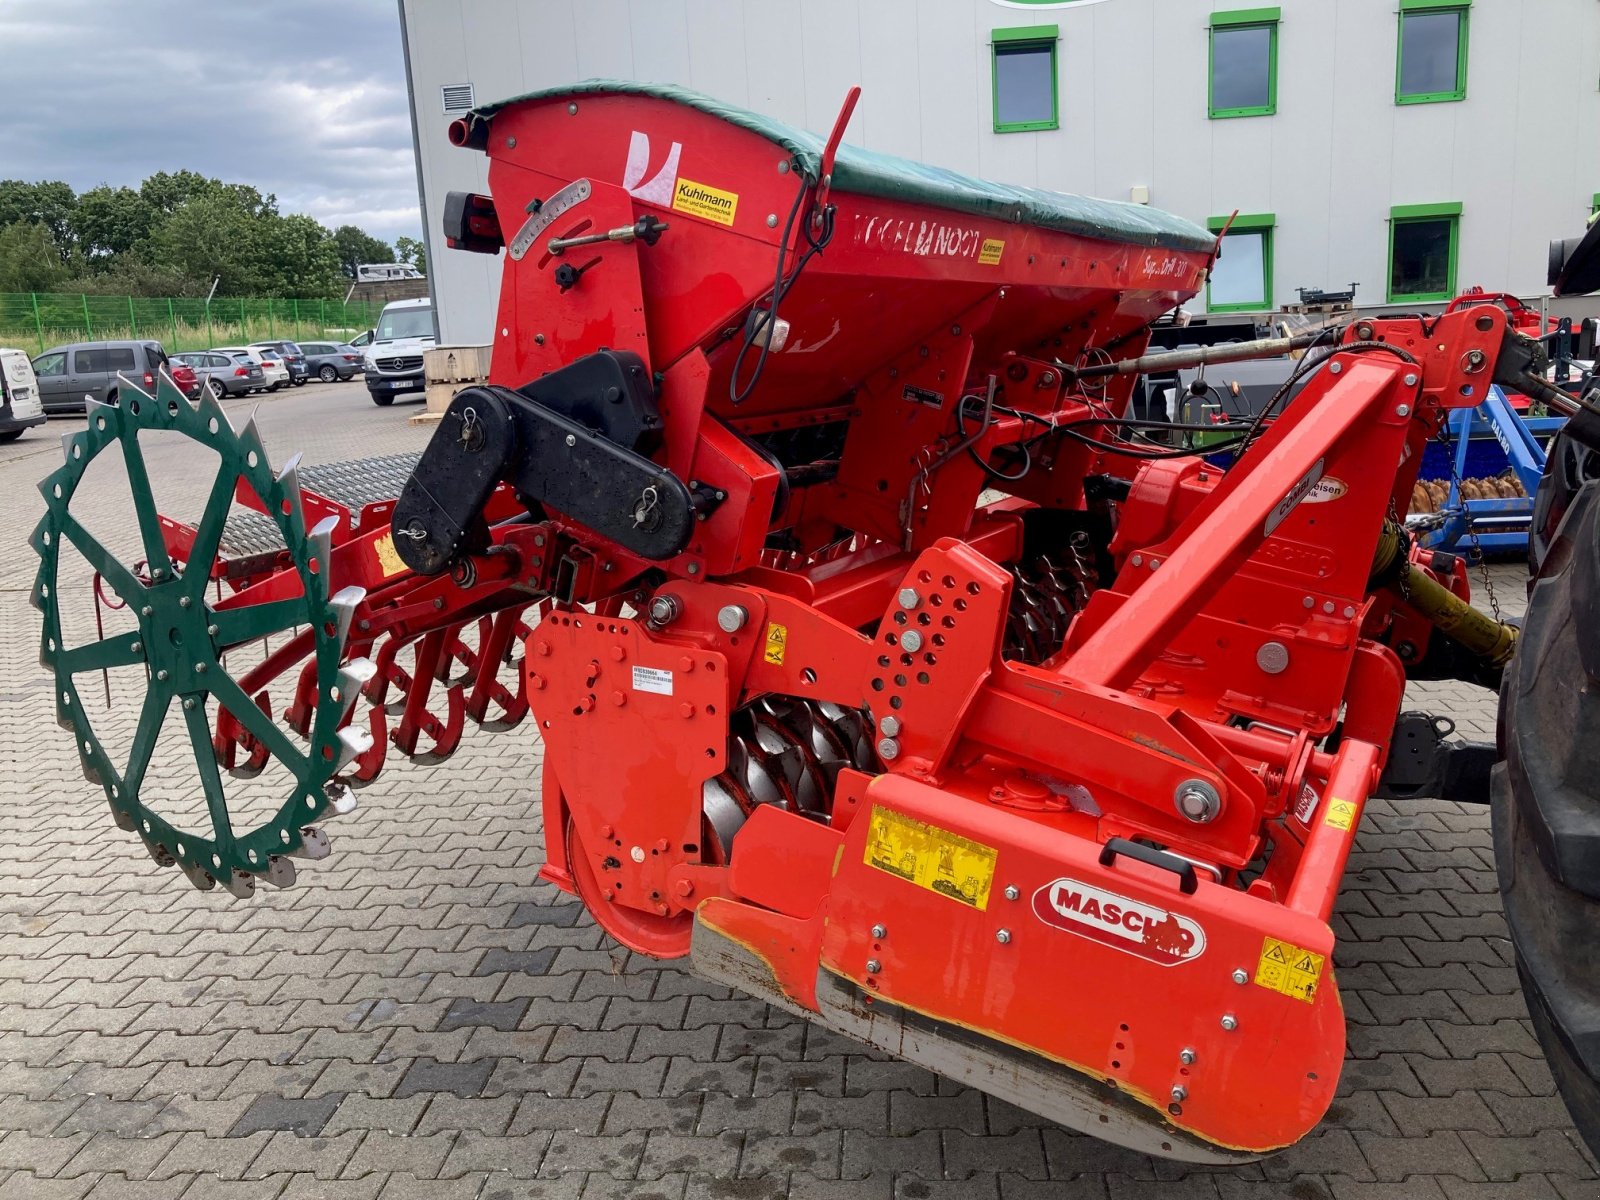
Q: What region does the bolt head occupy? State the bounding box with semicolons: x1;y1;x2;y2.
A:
1180;1048;1197;1065
155;670;169;682
878;715;901;738
206;625;218;637
1004;885;1020;901
130;641;141;653
897;588;921;610
1174;779;1221;823
673;878;694;898
141;606;153;617
1221;1014;1238;1031
996;928;1012;944
716;604;749;633
899;629;924;653
195;662;208;674
871;924;887;939
564;433;576;447
182;697;196;711
1255;641;1289;675
647;596;679;626
866;959;882;974
876;736;900;760
1329;361;1342;375
1171;1085;1188;1102
178;595;191;608
1396;403;1411;417
1232;968;1249;985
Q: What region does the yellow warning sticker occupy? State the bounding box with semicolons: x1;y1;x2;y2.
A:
672;177;739;227
863;805;997;910
373;532;406;578
1255;936;1326;1004
1323;798;1357;831
763;622;788;666
978;238;1005;265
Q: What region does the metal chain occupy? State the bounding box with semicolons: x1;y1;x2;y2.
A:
1433;421;1504;623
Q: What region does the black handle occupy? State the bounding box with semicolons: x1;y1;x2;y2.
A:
1097;837;1199;895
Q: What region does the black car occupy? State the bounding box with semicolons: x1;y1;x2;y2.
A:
249;340;310;386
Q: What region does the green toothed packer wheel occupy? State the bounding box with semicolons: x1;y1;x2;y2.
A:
31;372;375;897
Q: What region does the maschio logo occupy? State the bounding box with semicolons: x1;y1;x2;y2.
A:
1032;878;1206;965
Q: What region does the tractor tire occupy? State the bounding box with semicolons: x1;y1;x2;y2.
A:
1493;412;1600;1159
370;391;394;407
318;365;337;383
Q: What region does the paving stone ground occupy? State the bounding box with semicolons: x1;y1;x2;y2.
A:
0;383;1594;1198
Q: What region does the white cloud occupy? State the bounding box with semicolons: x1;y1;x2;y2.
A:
0;0;422;244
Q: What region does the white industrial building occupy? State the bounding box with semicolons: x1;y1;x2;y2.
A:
399;0;1600;345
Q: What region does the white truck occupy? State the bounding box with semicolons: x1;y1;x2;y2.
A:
0;348;45;441
363;297;436;407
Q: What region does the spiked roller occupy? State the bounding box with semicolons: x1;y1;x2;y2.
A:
31;372;373;895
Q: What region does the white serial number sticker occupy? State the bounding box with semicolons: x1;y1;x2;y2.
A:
631;666;674;696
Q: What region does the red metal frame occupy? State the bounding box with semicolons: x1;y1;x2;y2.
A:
137;85;1528;1160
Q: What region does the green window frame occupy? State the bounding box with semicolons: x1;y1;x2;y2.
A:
1591;192;1599;218
1396;0;1469;105
1205;213;1275;312
991;25;1060;133
1387;202;1461;302
1209;9;1280;119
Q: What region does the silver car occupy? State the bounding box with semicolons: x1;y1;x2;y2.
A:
171;351;264;399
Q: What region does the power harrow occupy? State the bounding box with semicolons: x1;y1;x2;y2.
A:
33;80;1600;1161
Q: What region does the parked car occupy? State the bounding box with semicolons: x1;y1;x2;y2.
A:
363;298;434;406
0;347;45;441
297;341;365;383
31;340;172;412
349;329;375;349
169;360;200;399
213;346;288;392
250;340;309;386
171;351;264;399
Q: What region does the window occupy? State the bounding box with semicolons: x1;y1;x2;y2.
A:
1396;0;1468;104
1591;193;1599;219
33;352;65;377
1205;214;1275;312
1388;203;1461;302
991;25;1059;132
1209;9;1279;118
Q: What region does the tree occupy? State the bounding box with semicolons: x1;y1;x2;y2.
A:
142;192;264;296
395;235;427;277
0;223;70;292
333;224;394;279
72;185;155;264
254;214;343;298
0;180;77;259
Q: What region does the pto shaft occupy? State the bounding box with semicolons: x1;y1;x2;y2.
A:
1072;330;1328;379
1371;523;1518;667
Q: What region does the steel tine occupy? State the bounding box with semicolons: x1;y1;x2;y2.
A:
334;726;374;773
259;856;297;888
292;826;331;860
335;658;378;722
326;584;364;651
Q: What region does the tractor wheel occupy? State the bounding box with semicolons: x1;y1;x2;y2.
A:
318;365;337;383
1493;416;1600;1159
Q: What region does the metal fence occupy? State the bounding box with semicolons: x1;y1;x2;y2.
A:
0;293;384;355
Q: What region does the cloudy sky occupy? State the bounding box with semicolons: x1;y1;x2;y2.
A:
0;0;421;244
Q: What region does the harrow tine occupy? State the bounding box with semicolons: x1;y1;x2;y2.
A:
335;658;378;723
308;517;337;592
179;860;218;892
237;411;270;477
292;826;331;860
259;856;296;888
327;585;365;652
221;871;256;900
324;779;358;816
196;387;232;437
276;453;306;531
335;725;374;772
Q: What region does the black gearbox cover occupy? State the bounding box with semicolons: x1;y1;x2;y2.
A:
392;387;516;575
517;349;661;454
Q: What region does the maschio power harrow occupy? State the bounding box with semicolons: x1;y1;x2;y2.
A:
33;81;1600;1161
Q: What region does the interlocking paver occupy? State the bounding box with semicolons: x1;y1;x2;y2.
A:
0;388;1591;1197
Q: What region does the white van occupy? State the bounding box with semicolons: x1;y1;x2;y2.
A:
0;348;45;442
363;297;435;407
